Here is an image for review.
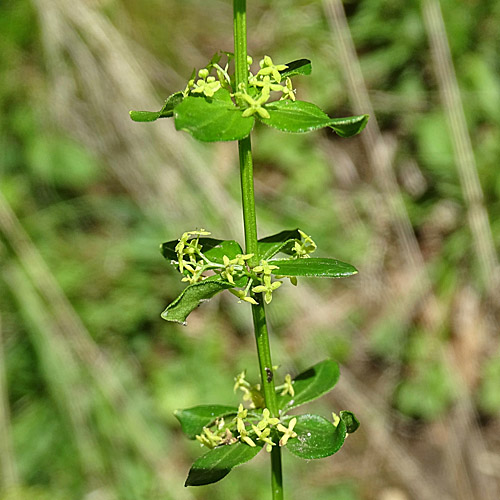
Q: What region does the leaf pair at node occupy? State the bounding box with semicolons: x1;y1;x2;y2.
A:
159;228;358;325
130;53;368;142
175;359;360;486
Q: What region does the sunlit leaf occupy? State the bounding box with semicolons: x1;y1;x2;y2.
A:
174;89;255;142
185;441;263;486
259;100;368;137
284;414;347;459
270;258;358;278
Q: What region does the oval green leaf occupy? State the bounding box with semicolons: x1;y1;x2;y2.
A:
284;414;347;459
130;91;184;122
260;100;332;133
185;441;263;486
259;100;368;137
280;59;312;78
277;359;340;412
257;229;301;260
174;90;255;142
270;258;358;278
161;276;235;325
161;238;243;265
174;405;238;439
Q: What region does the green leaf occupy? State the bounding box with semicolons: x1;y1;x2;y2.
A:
339;411;360;434
284;414;347;459
160;238;243;265
257;229;301;260
174;405;238;439
174;89;255;142
329;114;370;138
185;441;263;486
280;59;312;78
277;359;340;412
270;258;358;278
129;92;184;122
161;276;235;325
259;100;368;137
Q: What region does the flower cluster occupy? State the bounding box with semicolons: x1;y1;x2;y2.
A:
194;403;297;453
172;228;316;305
194;371;298;452
182;52;297;116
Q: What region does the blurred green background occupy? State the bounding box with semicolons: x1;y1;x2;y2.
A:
1;0;500;499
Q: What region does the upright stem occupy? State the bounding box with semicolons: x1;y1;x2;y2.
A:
233;2;284;499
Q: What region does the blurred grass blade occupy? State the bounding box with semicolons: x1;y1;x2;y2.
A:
0;312;20;490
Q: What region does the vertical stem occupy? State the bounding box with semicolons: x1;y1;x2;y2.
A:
233;2;284;499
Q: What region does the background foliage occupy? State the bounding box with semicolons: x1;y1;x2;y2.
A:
1;1;500;499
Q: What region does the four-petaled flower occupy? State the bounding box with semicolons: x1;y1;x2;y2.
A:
257;55;287;83
277;418;298;447
255;75;284;94
239;88;271;119
253;260;279;275
256;408;280;431
280;374;295;397
251;425;275;453
252;274;282;304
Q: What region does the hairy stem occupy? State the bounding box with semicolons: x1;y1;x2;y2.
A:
233;2;284;499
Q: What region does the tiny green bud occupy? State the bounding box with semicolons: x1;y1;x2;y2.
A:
198;68;209;79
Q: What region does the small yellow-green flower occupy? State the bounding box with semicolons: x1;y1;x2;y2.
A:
191;69;222;98
277;418;298;447
175;229;210;272
251;425;276;452
195;426;223;449
239;88;271;119
280;374;295;397
229;288;258;305
293;230;317;258
255;75;284;94
252;275;282;304
253;260;279;275
239;427;257;447
257;55;287;83
234;371;250;393
256;408;280;431
281;77;296;101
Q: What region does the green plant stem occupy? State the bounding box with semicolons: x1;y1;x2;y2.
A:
233;2;284;499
